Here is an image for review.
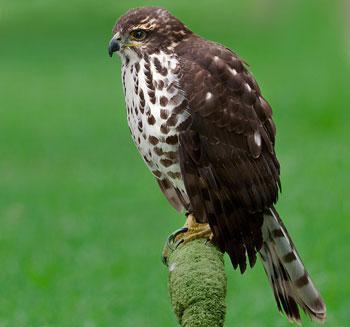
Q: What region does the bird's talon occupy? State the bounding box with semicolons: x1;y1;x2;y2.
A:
167;227;188;247
162;227;189;266
175;238;185;248
161;254;168;266
162;216;212;266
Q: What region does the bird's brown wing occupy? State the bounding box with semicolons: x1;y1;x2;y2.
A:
175;37;280;272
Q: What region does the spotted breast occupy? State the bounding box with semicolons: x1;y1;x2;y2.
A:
121;50;190;206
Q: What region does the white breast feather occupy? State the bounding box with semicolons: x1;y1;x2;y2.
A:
121;51;189;193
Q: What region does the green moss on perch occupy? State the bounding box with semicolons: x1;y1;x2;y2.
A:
165;238;227;327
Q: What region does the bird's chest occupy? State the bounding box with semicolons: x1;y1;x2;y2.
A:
121;53;189;187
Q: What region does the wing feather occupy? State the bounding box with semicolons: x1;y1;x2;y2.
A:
175;36;280;272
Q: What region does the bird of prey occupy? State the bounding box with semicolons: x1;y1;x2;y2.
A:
108;7;326;323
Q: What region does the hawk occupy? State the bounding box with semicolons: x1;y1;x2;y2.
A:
108;7;326;323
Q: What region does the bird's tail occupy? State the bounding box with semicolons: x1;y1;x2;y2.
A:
259;208;326;324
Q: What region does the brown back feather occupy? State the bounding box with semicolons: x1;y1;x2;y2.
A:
176;35;280;272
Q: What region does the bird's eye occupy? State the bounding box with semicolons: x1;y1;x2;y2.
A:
130;29;147;41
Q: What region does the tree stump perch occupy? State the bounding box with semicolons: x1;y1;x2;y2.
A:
164;238;227;327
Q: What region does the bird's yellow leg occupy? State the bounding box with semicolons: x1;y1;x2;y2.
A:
175;214;212;245
162;214;212;265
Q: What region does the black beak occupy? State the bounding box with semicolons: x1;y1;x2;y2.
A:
108;38;120;57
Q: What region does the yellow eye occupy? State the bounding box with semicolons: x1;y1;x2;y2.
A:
130;29;147;41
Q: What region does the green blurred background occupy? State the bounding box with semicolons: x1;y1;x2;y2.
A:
1;0;349;325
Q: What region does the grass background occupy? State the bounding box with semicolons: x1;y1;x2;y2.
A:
1;0;349;325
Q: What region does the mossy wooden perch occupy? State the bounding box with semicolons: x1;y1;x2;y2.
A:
164;238;227;327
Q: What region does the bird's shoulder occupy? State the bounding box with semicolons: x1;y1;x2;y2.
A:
174;34;276;158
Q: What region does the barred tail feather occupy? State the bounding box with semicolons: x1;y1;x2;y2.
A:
260;208;326;324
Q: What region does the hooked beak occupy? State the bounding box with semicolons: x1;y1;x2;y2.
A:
108;35;121;57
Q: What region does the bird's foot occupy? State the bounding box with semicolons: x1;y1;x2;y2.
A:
173;214;213;247
162;214;212;266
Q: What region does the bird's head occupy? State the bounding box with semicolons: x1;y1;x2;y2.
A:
108;7;191;60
